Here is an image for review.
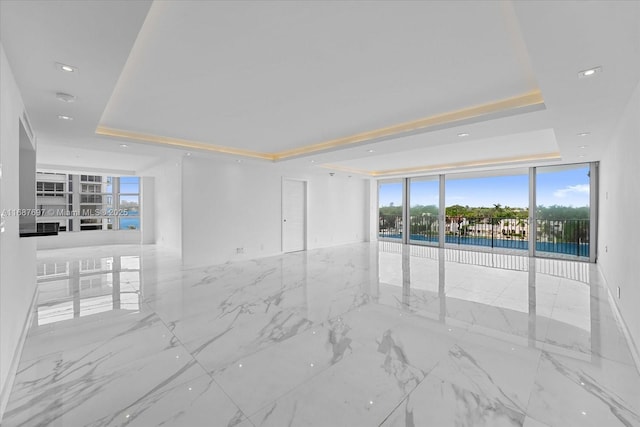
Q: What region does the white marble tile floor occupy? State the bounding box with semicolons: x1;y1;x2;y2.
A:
2;242;639;426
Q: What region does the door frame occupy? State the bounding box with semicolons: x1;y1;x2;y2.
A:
281;177;308;253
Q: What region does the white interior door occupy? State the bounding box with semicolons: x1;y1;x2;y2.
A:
282;179;306;253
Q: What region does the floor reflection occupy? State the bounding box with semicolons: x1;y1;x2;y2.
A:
378;241;598;361
36;254;142;326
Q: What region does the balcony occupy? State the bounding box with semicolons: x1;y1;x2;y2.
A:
379;215;589;258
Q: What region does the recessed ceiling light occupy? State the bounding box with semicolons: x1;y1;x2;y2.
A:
57;115;73;120
56;62;77;73
310;160;316;163
120;144;128;148
577;132;590;137
185;152;191;156
578;66;602;78
457;132;470;137
579;145;588;149
56;92;76;103
367;149;374;153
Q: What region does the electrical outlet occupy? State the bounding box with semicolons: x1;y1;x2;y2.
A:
605;246;608;253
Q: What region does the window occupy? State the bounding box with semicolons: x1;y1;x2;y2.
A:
378;180;404;240
409;177;439;246
36;181;65;197
36;172;142;232
376;162;596;261
118;177;140;230
536;164;590;258
445;171;529;250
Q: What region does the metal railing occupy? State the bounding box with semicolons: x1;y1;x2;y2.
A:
445;217;528;250
409;215;439;244
379;214;403;240
536;218;589;258
379;215;590;258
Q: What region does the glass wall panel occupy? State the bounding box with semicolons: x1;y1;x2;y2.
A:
445;172;529;250
536;164;590;258
378;180;403;241
409;177;439;245
119;194;140;230
120;176;140;194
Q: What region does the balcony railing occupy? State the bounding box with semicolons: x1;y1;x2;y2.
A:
379;214;404;240
378;215;589;258
536;218;590;258
446;216;529;250
410;214;439;244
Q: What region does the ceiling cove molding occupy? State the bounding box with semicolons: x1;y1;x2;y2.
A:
95;126;274;160
323;151;562;177
272;90;545;159
96;90;544;160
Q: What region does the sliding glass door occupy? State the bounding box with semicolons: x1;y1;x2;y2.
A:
445;171;529;251
409;177;439;246
376;162;596;261
535;164;590;258
378;180;404;241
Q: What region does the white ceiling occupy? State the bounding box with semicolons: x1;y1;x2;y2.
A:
1;0;638;176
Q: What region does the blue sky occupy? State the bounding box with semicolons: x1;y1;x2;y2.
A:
119;177;140;204
379;166;590;208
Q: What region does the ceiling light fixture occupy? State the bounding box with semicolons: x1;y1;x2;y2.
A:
56;92;76;103
367;149;374;153
578;66;602;78
185;152;191;156
57;115;73;120
579;145;588;149
56;62;77;73
120;144;128;148
577;132;591;137
457;132;470;137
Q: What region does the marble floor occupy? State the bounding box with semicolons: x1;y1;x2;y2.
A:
2;242;639;427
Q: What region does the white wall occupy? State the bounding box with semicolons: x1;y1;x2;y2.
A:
598;78;640;363
139;159;182;255
181;157;369;266
0;44;38;419
306;172;369;249
141;176;155;244
368;179;378;242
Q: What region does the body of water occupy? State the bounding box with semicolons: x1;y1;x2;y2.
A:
380;233;590;257
120;217;140;230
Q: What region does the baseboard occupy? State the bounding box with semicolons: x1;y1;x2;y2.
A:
0;286;38;423
599;265;640;375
